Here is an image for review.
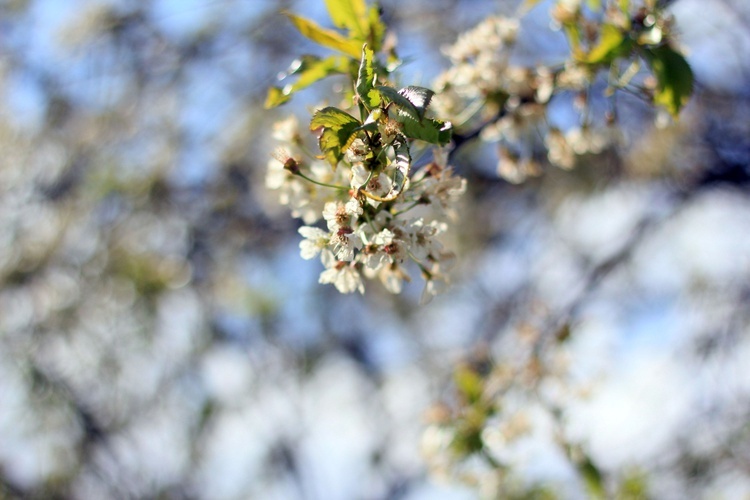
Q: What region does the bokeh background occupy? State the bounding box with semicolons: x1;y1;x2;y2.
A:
1;0;749;498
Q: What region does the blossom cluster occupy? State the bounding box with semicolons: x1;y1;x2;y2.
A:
266;115;465;302
431;12;617;183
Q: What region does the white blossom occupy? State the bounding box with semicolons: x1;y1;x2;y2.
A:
322;201;350;231
319;250;364;294
298;226;329;260
372;227;409;265
350;163;370;190
345;197;363;218
271;115;300;143
376;263;411;294
345;138;369;164
545;128;575;170
409;218;446;261
267;104;465;299
419;252;456;304
566;126;608;155
419;166;466;216
266;157;321;224
364;172;393;207
330;227;361;262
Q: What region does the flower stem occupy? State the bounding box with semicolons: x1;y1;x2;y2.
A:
391;199;422;216
407;249;430;277
362;209;378;234
294;171;349;190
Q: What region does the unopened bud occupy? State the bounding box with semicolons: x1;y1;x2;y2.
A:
283;157;300;174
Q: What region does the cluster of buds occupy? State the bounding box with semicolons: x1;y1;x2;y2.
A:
267;111;465;303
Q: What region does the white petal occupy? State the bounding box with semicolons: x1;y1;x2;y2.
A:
298;226;328;240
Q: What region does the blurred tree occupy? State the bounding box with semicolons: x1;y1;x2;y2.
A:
0;1;749;499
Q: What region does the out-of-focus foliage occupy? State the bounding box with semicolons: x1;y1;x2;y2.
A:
1;1;749;499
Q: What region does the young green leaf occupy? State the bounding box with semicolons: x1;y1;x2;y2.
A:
389;135;411;197
265;86;291;109
265;55;350;109
310;107;361;130
284;12;363;58
581;23;631;64
376;85;420;122
579;454;606;500
643;45;694;118
564;23;583;56
291;55;349;90
398;86;435;120
366;3;386;52
400;117;453;146
310;107;362;167
324;0;368;39
454;365;484;404
356;45;380;108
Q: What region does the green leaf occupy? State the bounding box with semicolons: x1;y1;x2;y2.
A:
310;107;360;130
356;45;380;108
389;135;411;195
310;107;362;167
284;12;362;58
324;0;367;39
265;55;350;109
582;23;631;64
398;86;435;120
376;85;420;121
292;55;349;89
579;455;606;500
454;366;484;404
563;23;583;56
265;86;291;109
643;45;694;117
400;117;453;146
366;4;386;52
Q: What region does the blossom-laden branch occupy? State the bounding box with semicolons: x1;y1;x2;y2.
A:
265;3;464;300
264;0;692;299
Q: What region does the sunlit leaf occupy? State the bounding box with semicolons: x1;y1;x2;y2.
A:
376;85;420;121
400;117;452;146
454;365;484;404
292;55;349;89
325;0;367;39
579;454;606;500
389;135;411;195
581;23;630;64
398;85;434;120
265;86;291;109
563;23;582;56
310;107;360;130
356;45;380;108
310;107;362;167
265;55;350;108
284;12;362;58
617;470;650;500
643;45;694;117
366;3;386;52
